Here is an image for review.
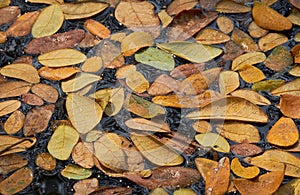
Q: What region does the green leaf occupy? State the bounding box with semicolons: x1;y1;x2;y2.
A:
61;165;92;180
135;47;175;71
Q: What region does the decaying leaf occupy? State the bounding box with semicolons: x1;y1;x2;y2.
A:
0;154;27;174
231;28;259;52
125;118;170;132
0;167;33;195
0;6;20;26
38;48;87;67
61;164;92;180
231;89;271;105
219;70;240;95
0;100;21;117
238;64;266;83
4;110;25;134
196;28;230;45
166;0;198;15
271;78;300;96
252;79;285;92
231;158;260;179
72;142;94;169
121;32;153;56
192;120;212;133
131;133;184;166
38;66;79;81
23;104;55;136
258;33;288;52
148;74;179;96
264;45;293;72
252;1;292;31
73;178;99;195
195;133;230;153
124;166;200;190
216;0;251;13
248;21;269;38
216;16;234;34
222;41;244;61
22;93;44;106
279;94;300;119
186;97;269;123
35;152;56;171
61;73;101;93
81;56;103;73
66;93;103;134
170;63;205;79
0;63;40;83
231;143;262;157
0;136;36;156
231;52;266;71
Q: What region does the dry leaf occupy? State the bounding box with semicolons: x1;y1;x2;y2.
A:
231;143;262;157
271;78;300;96
0;6;20;26
231;89;271;105
31;83;58;103
22;93;44;106
264;45;293;72
35;152;56;171
248;21;269;38
192;120;212;133
38;66;79;81
72;142;94;169
279;94;300;119
289;65;300;76
158;10;172;28
195;133;230;153
252;79;285;92
148;74;180;96
231;157;259;179
81;56;103;73
274;178;300;195
196;28;230;44
0;154;27;174
0;63;40;83
0;167;33;195
0;31;6;43
125;118;170;133
6;10;39;37
291;44;300;63
222;41;244;61
252;1;292;31
38;48;87;67
167;0;198;15
23;104;55;136
4;110;25;134
195;158;218;180
219;70;240;95
125;71;149;93
238;64;266;83
61;73;101;93
79;32;101;48
66;93;103;134
288;7;300;26
216;0;250;13
121;32;153;56
61;164;92;180
0;136;36;156
84;19;110;39
0;100;21;117
258;33;288;52
73;178;99;195
216;16;234;34
170;63;205;79
186;97;269;123
231;52;266;71
231;29;259;52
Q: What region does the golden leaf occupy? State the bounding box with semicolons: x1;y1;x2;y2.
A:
0;154;28;174
258;33;288;52
38;66;79;81
231;52;266;71
195;133;230;153
248;21;269;38
231;158;260;179
4;110;25;134
0;136;36;156
0;81;31;98
166;0;197;15
231;89;271;105
121;32;153;56
0;100;21;117
279;94;300;119
80;56;103;73
61;164;92;180
216;0;251;13
231;29;259;52
125;118;170;133
271;78;300;96
195;158;218;180
196;28;230;45
84;19;110;39
0;63;40;83
216;16;234;34
192;120;212;133
238;64;266;83
35;153;56;171
126;71;149;93
61;73;101;93
158;10;172;28
219;70;240;95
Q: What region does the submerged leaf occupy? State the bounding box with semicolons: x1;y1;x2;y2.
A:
219;70;240;95
195;133;230;153
121;32;153;56
61;164;92;180
61;73;101;93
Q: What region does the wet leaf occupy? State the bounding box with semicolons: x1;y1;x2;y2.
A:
238;64;266;83
26;0;63;4
233;170;284;195
252;79;285;92
248;21;269;38
0;100;21;117
216;16;234;34
291;44;300;63
25;29;85;54
72;142;94;169
124;166;200;190
22;93;44;106
81;56;103;73
267;117;299;147
0;63;40;83
0;31;6;43
231;52;266;71
105;87;124;116
258;33;288;52
0;136;36;156
38;66;79;81
61;164;92;180
60;2;108;20
244;149;300;177
158;10;173;28
170;63;205;79
149;188;169;195
125;118;170;132
121;32;153;56
231;158;259;179
158;42;222;63
148;74;180;96
174;188;196;195
288;7;300;26
231;29;259;52
125;71;149;93
167;0;198;15
23;104;55;136
66;93;103;134
196;28;230;44
252;1;292;31
279;94;300;119
265;46;293;72
231;89;271;105
216;122;260;143
0;154;27;174
231;143;262;157
35;152;56;171
31;83;58;103
222;41;244;61
0;6;20;26
84;19;110;39
31;4;64;38
195;158;218;180
38;48;87;67
4;110;25;134
195;133;230;153
61;73;101;93
7;9;38;37
289;65;300;76
274;178;300;195
219;70;240;95
0;167;33;195
124;94;165;118
290;0;300;9
271;78;300;96
192;120;212;133
73;178;99;195
186;97;269;123
216;0;251;13
79;32;101;48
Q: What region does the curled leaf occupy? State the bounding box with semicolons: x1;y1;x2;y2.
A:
231;158;260;179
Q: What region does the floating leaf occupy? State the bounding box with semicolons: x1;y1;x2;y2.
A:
231;143;262;157
116;65;136;79
238;64;266;83
0;100;21;117
38;48;87;67
4;110;25;134
121;32;153;56
0;167;33;195
125;71;149;93
252;79;285;92
61;164;92;180
81;56;103;73
131;133;183;166
0;6;20;26
265;46;293;72
0;63;40;83
195;158;218;180
22;93;44;106
170;63;205;79
66;93;103;134
231;52;266;71
124;94;165;118
271;78;300;96
148;74;180;96
279;94;300;119
252;1;292;31
125;118;170;132
216;16;234;34
192;120;212;133
231;158;259;179
31;4;64;38
84;19;110;39
38;66;79;80
61;73;101;93
166;0;198;15
135;47;175;71
231;89;271;105
0;136;36;156
0;154;27;174
195;133;230;153
35;153;56;171
216;0;251;13
232;28;259;52
186;97;268;123
248;21;269;38
72;142;94;169
158;42;222;63
73;178;99;195
196;28;230;45
219;70;240;95
258;33;288;52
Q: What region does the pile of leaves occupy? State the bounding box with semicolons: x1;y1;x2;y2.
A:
0;0;300;194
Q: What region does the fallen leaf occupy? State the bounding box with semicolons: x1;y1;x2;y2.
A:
291;44;300;63
231;89;271;105
0;100;21;117
231;143;262;157
35;152;56;171
222;41;244;61
73;178;99;195
61;73;101;93
125;118;170;132
149;188;169;195
195;158;218;180
38;66;79;81
61;164;92;180
0;167;33;195
288;7;300;26
231;52;266;71
0;31;6;43
196;28;230;44
158;41;222;63
216;16;234;34
274;178;300;195
231;29;259;52
195;133;230;153
261;0;278;5
216;0;251;13
219;70;240;95
289;65;300;76
170;63;205;79
125;71;149;93
248;21;269;38
121;32;153;56
0;63;40;83
0;154;27;174
252;79;285;92
79;32;101;48
252;1;292;31
238;64;266;83
258;33;288;52
271;78;300;96
192;120;212;133
4;110;25;134
23;104;55;136
91;186;133;195
72;142;94;169
166;0;198;15
264;45;293;72
103;87;124;116
81;56;103;73
84;19;110;39
22;93;44;106
279;94;300;119
174;188;196;195
66;93;103;134
0;136;36;156
0;6;20;26
186;97;269;123
27;0;62;4
38;48;87;67
231;157;260;179
31;83;58;103
290;0;300;9
124;166;200;190
158;10;173;28
148;74;180;96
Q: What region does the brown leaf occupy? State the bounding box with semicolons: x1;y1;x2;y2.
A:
271;78;300;96
73;178;99;195
258;33;288;52
216;0;251;13
199;0;219;10
125;118;170;133
23;104;55;136
124;167;200;190
31;83;58;103
195;158;218;180
81;56;103;73
0;63;40;83
79;32;101;48
0;136;36;156
166;10;218;41
252;1;292;31
121;32;153;56
125;71;149;93
248;21;269;38
196;28;230;45
290;0;300;9
280;94;300;119
231;143;262;157
90;186;133;195
72;142;94;169
22;93;44;106
166;0;198;15
222;41;244;61
0;154;27;174
4;110;25;134
25;29;85;54
38;66;79;81
232;28;259;52
289;65;300;76
264;45;293;72
0;100;21;117
231;89;271;105
148;74;180;96
84;19;111;39
170;63;205;79
0;167;33;195
35;153;56;171
291;44;300;63
0;31;6;43
158;9;173;28
216;16;234;34
192;120;212;133
13;56;33;64
0;6;20;26
5;11;40;37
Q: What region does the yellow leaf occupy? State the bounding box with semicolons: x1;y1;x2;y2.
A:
61;164;92;180
219;70;240;95
195;133;230;153
0;63;40;83
231;89;271;105
174;188;196;195
216;0;251;13
238;64;265;83
0;100;21;117
121;32;153;56
126;71;149;93
61;73;101;93
81;56;103;73
231;52;266;71
196;28;230;45
125;118;170;133
195;158;218;180
4;110;25;134
0;136;36;156
271;78;300;96
231;158;260;179
258;33;288;52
